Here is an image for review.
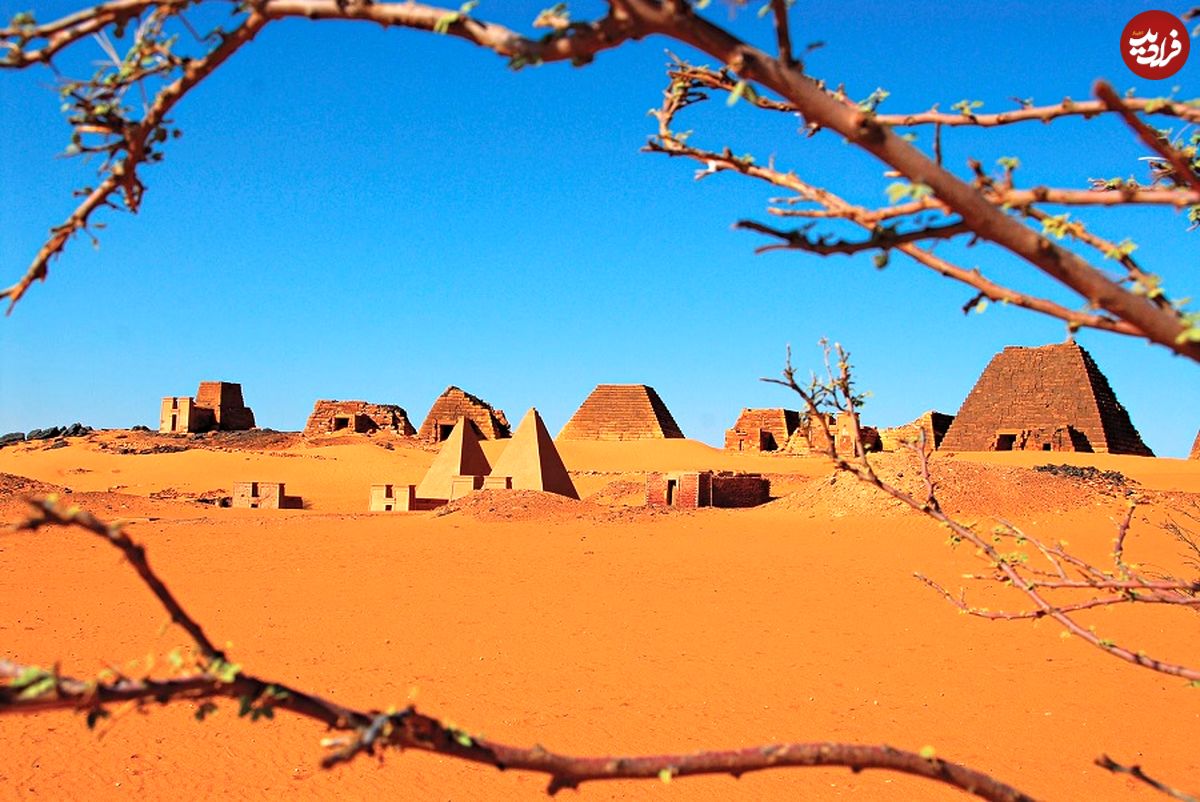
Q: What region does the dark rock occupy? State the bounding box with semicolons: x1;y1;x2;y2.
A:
0;432;25;447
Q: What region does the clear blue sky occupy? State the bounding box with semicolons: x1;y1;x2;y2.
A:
1;1;1198;454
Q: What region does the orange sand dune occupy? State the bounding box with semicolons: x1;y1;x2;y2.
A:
2;434;1199;800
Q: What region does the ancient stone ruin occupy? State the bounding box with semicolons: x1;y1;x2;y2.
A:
724;408;800;452
160;381;255;434
417;386;510;442
558;384;685;440
303;400;415;438
646;471;771;509
939;342;1153;455
784;412;881;456
878;410;955;452
1190;430;1199;460
489;408;579;499
231;481;301;509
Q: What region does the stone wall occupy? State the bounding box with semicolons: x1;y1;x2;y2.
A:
559;384;685;440
232;481;283;509
417;386;509;442
711;473;771;507
724;408;800;452
940;343;1152;456
878;411;955;452
303;400;415;437
196;381;256;431
160;381;253;433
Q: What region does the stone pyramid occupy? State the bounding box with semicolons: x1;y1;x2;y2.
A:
558;384;685;440
416;416;492;500
417;386;509;442
940;342;1152;455
490;408;579;499
1189;430;1199;460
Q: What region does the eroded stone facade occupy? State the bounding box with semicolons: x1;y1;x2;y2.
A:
724;408;801;452
646;471;770;509
878;411;955;452
303;400;415;438
160;381;255;434
417;386;509;442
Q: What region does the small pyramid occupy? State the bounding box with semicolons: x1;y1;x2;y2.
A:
416;416;492;500
558;384;685;440
1189;430;1199;460
490;408;579;499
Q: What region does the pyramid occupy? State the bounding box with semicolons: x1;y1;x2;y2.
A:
417;386;509;442
416;416;492;500
724;408;801;451
939;342;1152;455
1190;430;1199;460
490;408;579;499
558;384;685;441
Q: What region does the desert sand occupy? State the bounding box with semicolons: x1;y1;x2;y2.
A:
2;429;1198;800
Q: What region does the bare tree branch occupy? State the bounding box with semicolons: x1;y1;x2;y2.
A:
2;496;1036;801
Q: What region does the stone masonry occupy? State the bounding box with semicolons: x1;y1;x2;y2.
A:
939;342;1153;455
417;386;510;442
160;381;255;433
878;411;955;452
559;384;685;440
724;408;801;452
303;400;415;438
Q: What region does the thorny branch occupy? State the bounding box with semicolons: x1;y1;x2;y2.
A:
1;496;1035;801
645;71;1142;337
3;1;1200;359
768;342;1199;800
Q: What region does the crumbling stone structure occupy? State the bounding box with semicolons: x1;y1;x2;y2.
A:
160;381;255;434
940;342;1153;455
646;471;770;509
303;400;415;438
784;412;881;456
417;386;509;442
724;408;801;452
878;411;956;452
559;384;685;440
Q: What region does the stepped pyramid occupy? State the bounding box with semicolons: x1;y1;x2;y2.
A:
490;408;579;499
940;342;1152;455
416;417;492;500
558;384;685;441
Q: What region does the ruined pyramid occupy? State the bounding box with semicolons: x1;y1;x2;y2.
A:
417;386;509;442
415;416;492;500
939;342;1152;455
558;384;685;441
490;408;579;499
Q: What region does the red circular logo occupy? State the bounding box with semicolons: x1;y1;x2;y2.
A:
1122;10;1189;80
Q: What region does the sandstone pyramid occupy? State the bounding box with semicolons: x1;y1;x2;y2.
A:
1190;430;1199;460
417;386;509;442
416;416;492;500
939;342;1152;455
490;408;579;499
558;384;685;441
